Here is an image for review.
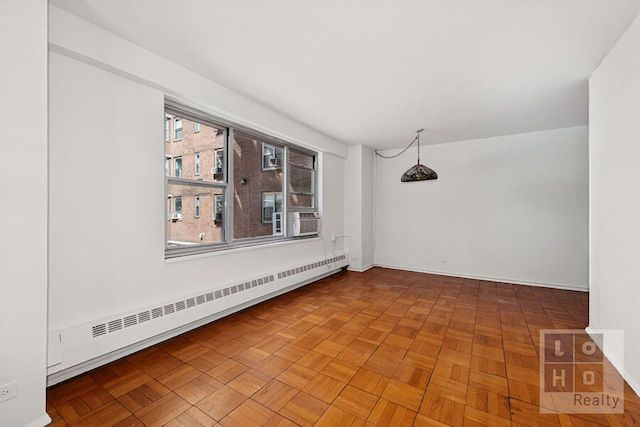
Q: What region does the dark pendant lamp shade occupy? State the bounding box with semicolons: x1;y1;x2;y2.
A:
401;163;438;182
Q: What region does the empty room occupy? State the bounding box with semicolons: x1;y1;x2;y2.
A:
2;0;640;426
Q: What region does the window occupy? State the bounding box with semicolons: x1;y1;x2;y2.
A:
262;192;283;223
262;143;284;170
165;118;170;142
165;103;317;258
174;157;182;178
174;117;183;141
214;194;223;225
213;149;224;179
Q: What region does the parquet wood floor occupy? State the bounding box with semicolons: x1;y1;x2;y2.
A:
47;268;640;426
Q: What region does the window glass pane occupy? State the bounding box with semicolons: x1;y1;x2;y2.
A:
233;132;284;239
289;150;314;169
289;166;315;208
167;184;225;247
289;194;314;208
165;114;225;182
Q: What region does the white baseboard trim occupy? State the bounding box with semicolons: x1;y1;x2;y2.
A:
26;414;52;427
347;263;374;273
373;263;588;292
586;326;640;399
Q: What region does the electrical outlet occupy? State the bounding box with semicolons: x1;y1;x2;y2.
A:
0;380;17;403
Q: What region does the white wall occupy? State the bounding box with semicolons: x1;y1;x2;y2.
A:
0;0;50;425
589;13;640;394
375;127;589;290
48;8;348;378
345;145;375;271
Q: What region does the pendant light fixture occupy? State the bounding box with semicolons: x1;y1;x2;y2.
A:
376;129;438;182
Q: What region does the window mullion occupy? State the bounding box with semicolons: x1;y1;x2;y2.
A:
283;146;290;236
226;128;234;244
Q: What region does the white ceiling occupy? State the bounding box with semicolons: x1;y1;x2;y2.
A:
50;0;640;149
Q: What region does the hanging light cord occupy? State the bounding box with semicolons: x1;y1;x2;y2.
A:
374;129;424;160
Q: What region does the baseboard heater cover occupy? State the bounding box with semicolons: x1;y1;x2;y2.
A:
48;254;347;384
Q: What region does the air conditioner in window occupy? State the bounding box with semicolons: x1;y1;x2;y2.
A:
212;212;222;225
290;212;320;236
211;167;223;180
269;158;282;168
273;212;283;235
170;213;182;221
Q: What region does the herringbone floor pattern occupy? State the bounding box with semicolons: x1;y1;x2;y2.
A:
47;268;640;426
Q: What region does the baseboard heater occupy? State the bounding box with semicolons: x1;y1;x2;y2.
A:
47;253;348;386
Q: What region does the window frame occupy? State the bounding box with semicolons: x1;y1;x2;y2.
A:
165;101;319;259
